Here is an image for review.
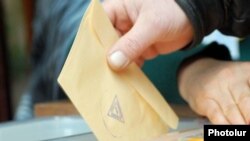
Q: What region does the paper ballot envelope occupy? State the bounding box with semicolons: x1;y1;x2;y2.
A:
58;0;178;140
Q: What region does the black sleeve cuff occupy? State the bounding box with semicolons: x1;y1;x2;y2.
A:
175;0;225;48
179;42;232;76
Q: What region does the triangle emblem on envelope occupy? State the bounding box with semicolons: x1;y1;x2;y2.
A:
107;96;125;123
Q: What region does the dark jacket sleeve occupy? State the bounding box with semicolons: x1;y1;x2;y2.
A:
176;0;250;47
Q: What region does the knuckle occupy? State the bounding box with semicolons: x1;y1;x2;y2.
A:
123;37;143;58
151;16;164;28
147;14;168;36
201;81;214;94
217;67;234;78
198;73;218;88
200;80;218;96
200;99;217;116
145;10;164;27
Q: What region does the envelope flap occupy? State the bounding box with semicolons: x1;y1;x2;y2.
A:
90;0;178;129
90;0;118;49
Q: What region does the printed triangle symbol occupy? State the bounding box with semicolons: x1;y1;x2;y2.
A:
107;96;124;123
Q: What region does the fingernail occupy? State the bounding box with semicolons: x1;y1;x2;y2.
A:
108;51;129;70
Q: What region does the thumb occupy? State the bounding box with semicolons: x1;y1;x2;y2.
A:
107;15;160;71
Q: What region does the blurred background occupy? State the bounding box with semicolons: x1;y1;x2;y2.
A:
0;0;33;122
1;0;248;125
0;0;189;124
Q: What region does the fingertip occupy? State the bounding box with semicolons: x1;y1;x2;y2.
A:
107;50;130;71
107;35;147;70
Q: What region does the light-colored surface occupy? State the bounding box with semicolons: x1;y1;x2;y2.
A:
0;116;209;141
0;116;91;141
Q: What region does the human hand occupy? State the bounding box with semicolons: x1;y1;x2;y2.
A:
103;0;193;71
178;58;250;124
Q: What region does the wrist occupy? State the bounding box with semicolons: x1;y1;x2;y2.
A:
178;57;219;100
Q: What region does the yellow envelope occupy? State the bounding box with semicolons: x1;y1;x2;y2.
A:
58;0;178;141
